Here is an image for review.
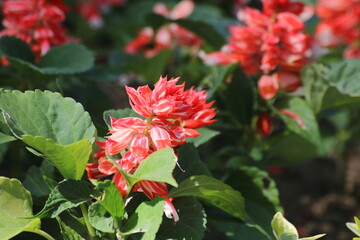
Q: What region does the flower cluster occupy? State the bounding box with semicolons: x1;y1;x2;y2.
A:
76;0;125;29
124;0;203;58
0;0;70;61
201;0;311;100
315;0;360;59
86;76;216;221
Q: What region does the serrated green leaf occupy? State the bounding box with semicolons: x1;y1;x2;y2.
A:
132;148;178;187
88;203;114;233
271;212;298;240
124;196;165;240
103;108;142;129
186;127;219;147
39;44;94;74
169;175;245;220
0;89;95;145
278;97;323;152
156;197;207;240
35;180;97;218
22;136;92;180
0;177;41;240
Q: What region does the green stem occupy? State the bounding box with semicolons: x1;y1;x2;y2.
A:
28;229;56;240
80;203;96;239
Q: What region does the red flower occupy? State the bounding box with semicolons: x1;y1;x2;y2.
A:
0;0;70;61
201;0;310;99
86;75;217;222
124;0;202;58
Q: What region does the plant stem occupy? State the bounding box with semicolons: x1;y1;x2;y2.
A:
80;203;96;239
28;229;56;240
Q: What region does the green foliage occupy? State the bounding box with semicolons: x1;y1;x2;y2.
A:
271;212;325;240
88;203;115;233
0;37;94;75
123;196;165;240
35;180;98;218
186;127;219;147
58;220;86;240
156;197;207;240
169;175;245;220
347;217;360;239
0;177;41;240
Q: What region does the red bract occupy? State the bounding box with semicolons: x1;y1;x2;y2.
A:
76;0;125;28
257;112;273;137
201;0;311;100
86;75;216;222
315;0;360;59
0;0;70;61
124;0;202;58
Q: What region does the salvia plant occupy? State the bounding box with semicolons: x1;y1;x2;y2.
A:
1;0;360;240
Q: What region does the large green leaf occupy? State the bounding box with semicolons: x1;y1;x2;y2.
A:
327;59;360;96
58;220;86;240
22;136;92;180
174;143;211;183
88;203;114;233
224;67;255;125
0;36;35;63
23;160;55;198
35;180;98;218
0;177;41;240
0;37;94;75
169;175;245;220
0;132;16;145
132;148;178;187
39;44;94;74
301;64;330;113
156;197;207;240
0;89;95;145
278;97;323;151
123;196;165;240
96;180;124;222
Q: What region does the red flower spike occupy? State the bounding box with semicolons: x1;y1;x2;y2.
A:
275;70;301;93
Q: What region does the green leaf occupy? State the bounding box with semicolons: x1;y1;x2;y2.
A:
103;108;142;129
0;36;35;63
186;127;219;147
123;196;165;240
299;234;326;240
58;220;86;240
278;97;323;151
156;197;207;240
0;89;95;145
347;217;360;237
174;143;211;183
301;64;330;113
224;67;255;125
23;160;55;198
22;136;92;180
88;203;114;233
39;44;94;74
327;59;360;96
96;180;125;221
0;177;41;240
131;148;178;187
35;180;97;218
204;65;236;99
169;175;245;220
0;132;16;145
271;212;298;240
